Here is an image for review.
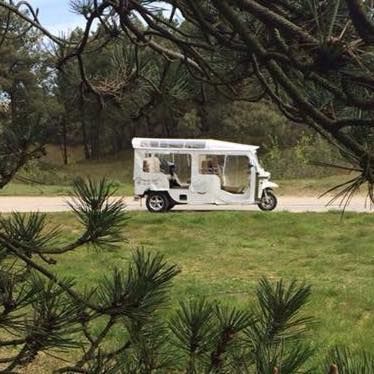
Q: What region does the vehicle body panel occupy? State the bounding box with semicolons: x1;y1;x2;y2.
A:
132;138;277;207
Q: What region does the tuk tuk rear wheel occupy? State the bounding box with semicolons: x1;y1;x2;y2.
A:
258;189;277;211
146;193;169;213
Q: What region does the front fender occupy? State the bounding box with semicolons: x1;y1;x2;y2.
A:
263;181;279;189
258;181;278;199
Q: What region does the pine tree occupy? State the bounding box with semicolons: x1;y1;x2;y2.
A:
2;0;371;202
0;8;59;187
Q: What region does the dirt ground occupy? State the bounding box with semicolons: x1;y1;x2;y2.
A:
0;195;372;213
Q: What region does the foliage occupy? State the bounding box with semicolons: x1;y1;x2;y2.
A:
0;8;60;188
263;134;344;179
0;3;373;368
3;0;372;201
323;346;374;373
51;28;199;160
2;0;369;202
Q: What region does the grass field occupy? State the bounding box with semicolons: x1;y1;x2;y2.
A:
43;211;374;357
0;155;134;196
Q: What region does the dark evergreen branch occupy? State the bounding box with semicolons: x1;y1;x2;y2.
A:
232;0;318;45
345;0;374;43
0;233;98;310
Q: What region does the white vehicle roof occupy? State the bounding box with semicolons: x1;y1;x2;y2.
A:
132;138;259;152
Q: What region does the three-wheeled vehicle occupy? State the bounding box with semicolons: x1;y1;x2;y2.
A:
132;138;278;212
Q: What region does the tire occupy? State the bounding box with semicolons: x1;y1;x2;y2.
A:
146;192;169;213
258;189;277;211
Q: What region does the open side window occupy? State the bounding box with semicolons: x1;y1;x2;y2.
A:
199;154;251;194
222;155;251;194
143;153;191;188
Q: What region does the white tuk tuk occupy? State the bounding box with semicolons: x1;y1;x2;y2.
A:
132;138;278;212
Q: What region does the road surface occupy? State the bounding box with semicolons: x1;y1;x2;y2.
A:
0;196;372;213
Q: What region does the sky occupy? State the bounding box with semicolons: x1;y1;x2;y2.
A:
27;1;172;34
28;0;86;34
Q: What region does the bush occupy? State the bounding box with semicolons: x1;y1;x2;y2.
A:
17;159;73;186
262;134;346;179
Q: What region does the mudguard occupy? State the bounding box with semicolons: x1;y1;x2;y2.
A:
262;181;279;190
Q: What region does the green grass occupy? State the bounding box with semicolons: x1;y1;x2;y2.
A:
45;211;374;355
277;174;365;196
0;154;134;196
0;181;133;196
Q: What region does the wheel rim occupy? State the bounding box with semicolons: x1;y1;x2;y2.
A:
261;195;275;209
149;195;165;211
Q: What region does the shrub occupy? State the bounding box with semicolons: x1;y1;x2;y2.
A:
262;134;346;179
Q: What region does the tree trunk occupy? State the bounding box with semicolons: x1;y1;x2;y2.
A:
79;96;91;160
91;107;102;160
81;117;91;160
61;116;68;165
329;364;339;374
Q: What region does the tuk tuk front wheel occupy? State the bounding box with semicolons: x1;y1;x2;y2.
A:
258;189;277;211
146;192;169;213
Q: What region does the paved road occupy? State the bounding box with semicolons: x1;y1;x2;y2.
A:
0;196;372;213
